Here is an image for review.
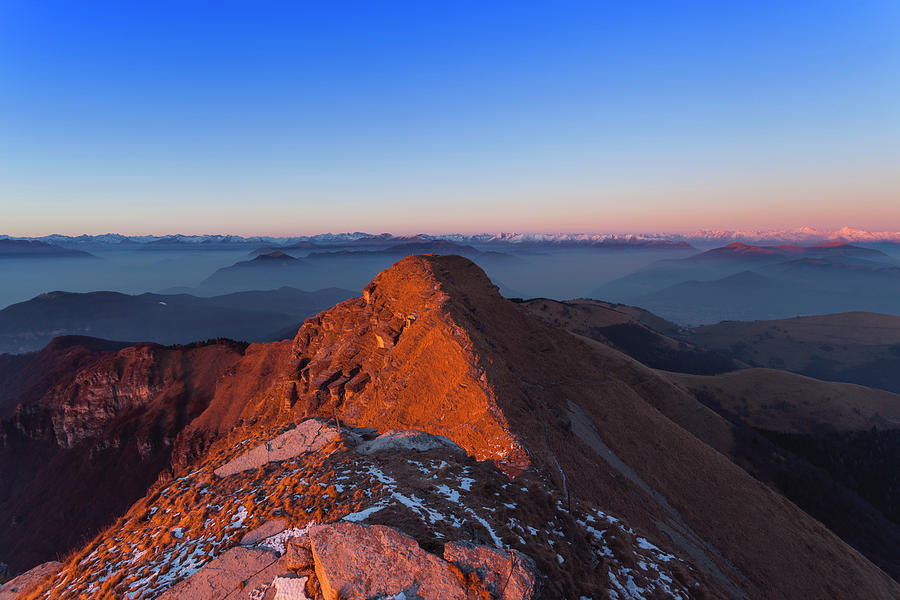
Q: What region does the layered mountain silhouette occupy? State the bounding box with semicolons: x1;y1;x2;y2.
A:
685;311;900;393
1;256;898;599
250;240;321;256
0;239;94;259
594;242;900;323
0;286;354;354
195;242;524;295
517;297;738;375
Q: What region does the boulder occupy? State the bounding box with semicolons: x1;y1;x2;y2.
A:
284;538;315;571
354;430;464;456
308;522;468;600
0;561;62;600
215;420;341;477
444;542;540;600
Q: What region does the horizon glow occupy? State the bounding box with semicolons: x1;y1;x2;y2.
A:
1;1;899;236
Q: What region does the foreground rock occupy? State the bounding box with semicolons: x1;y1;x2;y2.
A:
0;561;62;600
215;419;341;477
159;520;537;600
444;542;539;600
310;522;467;600
308;522;538;600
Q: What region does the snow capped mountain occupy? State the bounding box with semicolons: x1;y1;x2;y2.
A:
673;227;900;244
3;227;899;248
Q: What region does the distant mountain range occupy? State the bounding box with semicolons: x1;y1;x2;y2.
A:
194;241;526;295
593;242;900;324
0;239;94;258
0;286;354;354
5;226;899;250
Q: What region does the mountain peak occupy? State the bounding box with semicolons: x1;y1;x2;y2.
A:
361;254;496;316
254;251;297;261
288;254;528;473
698;242;782;258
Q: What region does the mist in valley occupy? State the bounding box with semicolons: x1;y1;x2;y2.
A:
0;250;248;308
0;247;689;310
2;240;899;353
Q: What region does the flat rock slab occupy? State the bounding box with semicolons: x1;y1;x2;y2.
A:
241;519;289;546
158;547;284;600
216;420;341;477
309;522;467;600
0;561;62;600
354;430;463;455
444;541;539;600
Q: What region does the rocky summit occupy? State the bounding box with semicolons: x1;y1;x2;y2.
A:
1;255;898;599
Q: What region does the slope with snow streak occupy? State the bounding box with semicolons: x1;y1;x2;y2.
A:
21;422;701;600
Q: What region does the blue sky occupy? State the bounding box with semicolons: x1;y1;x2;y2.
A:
1;1;898;235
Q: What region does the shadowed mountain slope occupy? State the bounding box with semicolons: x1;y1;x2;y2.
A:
518;297;737;374
0;340;246;573
665;368;900;577
507;296;900;576
0;336;133;420
669;368;900;434
685;312;900;393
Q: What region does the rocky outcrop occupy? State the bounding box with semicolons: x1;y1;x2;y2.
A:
138;517;538;600
287;257;530;473
309;522;467;600
11;342;242;450
283;538;315;572
307;522;538;600
355;430;463;455
443;542;539;600
215;419;341;477
0;340;245;575
0;336;132;421
157;547;284;600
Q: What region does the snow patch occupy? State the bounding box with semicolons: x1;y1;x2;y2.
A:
259;523;316;555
